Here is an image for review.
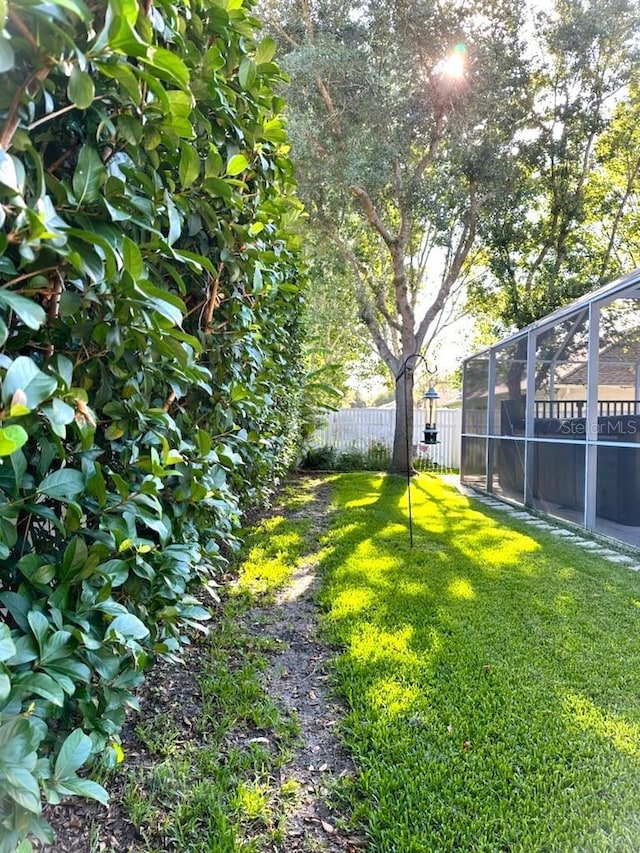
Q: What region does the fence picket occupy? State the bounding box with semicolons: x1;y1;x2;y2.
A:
309;407;461;469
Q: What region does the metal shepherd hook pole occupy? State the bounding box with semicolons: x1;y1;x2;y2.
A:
395;353;437;547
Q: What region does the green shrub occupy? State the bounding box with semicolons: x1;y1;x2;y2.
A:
299;445;338;470
300;441;393;471
335;441;393;471
414;455;442;472
0;0;304;847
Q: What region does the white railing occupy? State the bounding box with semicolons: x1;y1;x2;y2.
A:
309;407;462;469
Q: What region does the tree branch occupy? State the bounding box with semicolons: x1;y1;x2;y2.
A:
350;185;397;247
0;67;50;151
8;9;38;48
599;153;640;282
321;224;399;371
315;75;343;142
415;181;478;350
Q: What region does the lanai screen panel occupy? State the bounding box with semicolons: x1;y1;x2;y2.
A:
595;297;640;547
530;310;588;525
461;354;489;489
490;337;527;503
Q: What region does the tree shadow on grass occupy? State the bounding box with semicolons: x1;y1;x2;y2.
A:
315;471;640;852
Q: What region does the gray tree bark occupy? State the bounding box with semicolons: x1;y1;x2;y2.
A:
390;367;414;474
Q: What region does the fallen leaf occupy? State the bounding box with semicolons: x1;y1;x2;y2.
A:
321;820;336;834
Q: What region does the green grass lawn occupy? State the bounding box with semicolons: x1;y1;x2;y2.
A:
320;473;640;853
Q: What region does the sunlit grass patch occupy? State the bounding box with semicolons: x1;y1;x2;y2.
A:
564;693;640;759
232;779;272;824
234;514;313;599
321;472;640;852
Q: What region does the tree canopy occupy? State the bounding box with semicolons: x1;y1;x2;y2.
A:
475;0;640;332
265;0;640;472
263;0;533;469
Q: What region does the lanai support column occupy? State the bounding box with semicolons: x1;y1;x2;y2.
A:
584;302;601;530
524;328;536;507
486;349;496;493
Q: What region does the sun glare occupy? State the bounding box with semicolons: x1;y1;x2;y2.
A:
434;44;467;79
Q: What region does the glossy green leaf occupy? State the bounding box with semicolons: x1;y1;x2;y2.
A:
141;46;189;88
2;357;57;409
0;623;16;662
62;536;88;577
64;228;119;281
203;45;225;73
67;67;94;109
0;718;40;758
227;153;249;176
0;592;31;634
108;613;149;640
122;236;144;280
40;630;74;665
46;658;91;682
0;672;10;705
203;176;233;199
54;729;92;780
0;291;46;330
21;503;66;535
57;776;108;804
255;36;277;65
15;672;65;707
37;469;85;501
179;142;200;187
133;281;186;326
0;425;28;457
27;610;49;650
42;398;76;437
48;0;91;20
167;89;192;118
95;61;142;102
238;57;257;90
3;767;40;812
72;145;105;205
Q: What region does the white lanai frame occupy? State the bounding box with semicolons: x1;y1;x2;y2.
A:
461;267;640;549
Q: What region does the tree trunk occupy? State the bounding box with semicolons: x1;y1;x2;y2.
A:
390;368;415;474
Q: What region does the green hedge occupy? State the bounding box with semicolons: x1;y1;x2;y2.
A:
0;0;304;847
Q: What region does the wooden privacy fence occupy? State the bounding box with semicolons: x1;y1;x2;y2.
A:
309;407;462;470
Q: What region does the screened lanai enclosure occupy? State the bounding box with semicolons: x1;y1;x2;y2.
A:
461;269;640;550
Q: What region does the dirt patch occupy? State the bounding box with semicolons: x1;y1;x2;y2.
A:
32;475;365;852
239;479;365;851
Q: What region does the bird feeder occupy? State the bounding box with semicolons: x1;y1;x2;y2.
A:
422;385;439;444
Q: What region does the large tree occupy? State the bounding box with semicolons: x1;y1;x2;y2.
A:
473;0;640;332
263;0;532;472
